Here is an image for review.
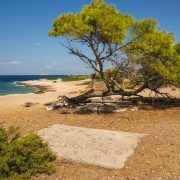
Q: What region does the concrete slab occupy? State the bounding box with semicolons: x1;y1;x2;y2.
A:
38;124;144;169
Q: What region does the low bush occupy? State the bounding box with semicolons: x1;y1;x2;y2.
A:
0;126;56;179
62;75;89;81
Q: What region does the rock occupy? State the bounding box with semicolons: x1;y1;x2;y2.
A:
24;102;32;107
46;106;54;111
76;104;97;113
98;104;116;113
76;103;116;114
113;108;127;113
130;106;138;111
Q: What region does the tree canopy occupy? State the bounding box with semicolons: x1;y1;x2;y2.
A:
49;0;134;44
49;0;180;99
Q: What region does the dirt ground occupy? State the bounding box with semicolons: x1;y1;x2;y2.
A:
0;105;179;180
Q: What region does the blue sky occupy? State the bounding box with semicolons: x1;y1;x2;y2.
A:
0;0;179;75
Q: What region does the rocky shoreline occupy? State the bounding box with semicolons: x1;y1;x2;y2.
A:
16;81;54;94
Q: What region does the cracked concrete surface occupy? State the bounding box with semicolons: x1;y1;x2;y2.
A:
38;124;145;169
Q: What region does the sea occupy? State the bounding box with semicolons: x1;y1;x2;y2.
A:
0;75;67;95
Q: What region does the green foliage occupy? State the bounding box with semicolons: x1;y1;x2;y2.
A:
62;75;89;81
0;127;56;179
49;0;134;44
127;21;180;87
173;42;180;86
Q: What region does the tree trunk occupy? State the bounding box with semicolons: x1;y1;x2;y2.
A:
47;89;110;110
47;84;148;110
70;89;103;103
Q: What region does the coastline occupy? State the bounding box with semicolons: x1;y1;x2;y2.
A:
0;78;179;108
0;79;90;108
17;81;54;94
16;79;62;92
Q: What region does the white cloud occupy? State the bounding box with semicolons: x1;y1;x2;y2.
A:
0;61;22;65
8;61;22;65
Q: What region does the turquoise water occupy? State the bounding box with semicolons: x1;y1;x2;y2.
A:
0;81;39;95
0;75;66;95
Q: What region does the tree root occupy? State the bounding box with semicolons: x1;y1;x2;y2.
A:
46;89;109;110
46;88;179;110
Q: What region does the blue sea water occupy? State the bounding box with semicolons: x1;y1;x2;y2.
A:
0;75;66;95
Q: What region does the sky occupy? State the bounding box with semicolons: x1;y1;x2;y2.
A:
0;0;179;75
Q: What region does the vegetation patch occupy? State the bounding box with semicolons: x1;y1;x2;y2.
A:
0;126;56;179
78;81;92;86
61;75;89;82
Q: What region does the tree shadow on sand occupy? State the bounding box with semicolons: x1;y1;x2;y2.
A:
55;96;180;115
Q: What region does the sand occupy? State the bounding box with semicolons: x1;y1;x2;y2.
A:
0;79;179;179
0;105;179;179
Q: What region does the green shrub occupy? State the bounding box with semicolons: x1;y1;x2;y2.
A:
0;127;56;179
62;75;89;81
95;68;123;84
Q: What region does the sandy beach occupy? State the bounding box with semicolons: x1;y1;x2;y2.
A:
0;79;90;107
0;78;179;108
